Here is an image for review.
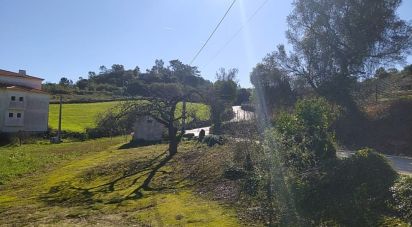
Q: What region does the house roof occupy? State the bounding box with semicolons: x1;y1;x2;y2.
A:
0;83;48;94
0;69;44;81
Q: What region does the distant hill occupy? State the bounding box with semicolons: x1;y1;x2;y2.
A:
43;61;213;103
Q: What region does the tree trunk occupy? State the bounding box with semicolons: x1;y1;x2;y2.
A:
168;126;178;156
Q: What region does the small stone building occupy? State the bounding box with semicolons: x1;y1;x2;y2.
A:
133;115;165;141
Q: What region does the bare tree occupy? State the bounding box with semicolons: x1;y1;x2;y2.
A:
118;83;200;156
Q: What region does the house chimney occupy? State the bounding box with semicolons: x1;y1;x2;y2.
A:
19;70;26;76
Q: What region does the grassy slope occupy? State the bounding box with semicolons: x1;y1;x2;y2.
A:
0;140;239;226
0;137;127;184
49;101;210;132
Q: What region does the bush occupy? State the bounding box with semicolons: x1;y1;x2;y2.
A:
198;129;206;142
240;103;255;112
0;132;49;146
224;166;246;180
95;83;120;92
87;107;134;139
202;134;224;147
182;133;195;140
319;149;398;226
267;98;397;225
220;121;259;138
261;98;338;224
62;131;88;141
0;133;14;145
391;176;412;222
274;98;337;173
222;108;235;121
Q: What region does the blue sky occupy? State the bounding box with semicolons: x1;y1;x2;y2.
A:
1;0;411;87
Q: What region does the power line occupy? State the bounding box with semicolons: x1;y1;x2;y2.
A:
190;0;237;65
205;0;270;67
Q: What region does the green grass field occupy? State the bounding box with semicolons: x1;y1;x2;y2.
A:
49;101;210;132
49;101;118;132
0;137;126;184
176;102;210;122
0;139;239;226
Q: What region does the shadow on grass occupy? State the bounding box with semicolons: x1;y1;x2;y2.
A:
39;148;177;207
118;140;163;150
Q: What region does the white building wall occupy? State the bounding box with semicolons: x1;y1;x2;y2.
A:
0;89;49;132
24;92;49;132
133;116;165;141
0;89;6;130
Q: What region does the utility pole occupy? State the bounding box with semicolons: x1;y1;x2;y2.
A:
182;85;187;134
57;95;62;142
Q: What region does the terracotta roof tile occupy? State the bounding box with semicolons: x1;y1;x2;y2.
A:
0;83;48;94
0;69;44;81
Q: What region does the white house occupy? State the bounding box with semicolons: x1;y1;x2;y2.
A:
133;115;165;141
0;69;49;133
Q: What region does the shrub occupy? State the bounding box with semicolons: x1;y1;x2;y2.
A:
391;176;412;222
0;133;14;145
68;132;88;141
224;166;246;180
267;98;397;225
262;98;338;224
223;108;235;121
0;132;49;146
319;149;398;226
274;98;337;173
220;121;259;137
87;107;134;139
95;83;120;92
198;129;206;142
240;103;255;112
202;134;224;147
182;133;195;140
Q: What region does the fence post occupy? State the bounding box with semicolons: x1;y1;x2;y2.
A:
375;83;378;103
57;95;62;142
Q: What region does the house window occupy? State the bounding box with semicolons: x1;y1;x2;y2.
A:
11;96;16;101
17;113;22;118
8;113;13;118
19;97;24;102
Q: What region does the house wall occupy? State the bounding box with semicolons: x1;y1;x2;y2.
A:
133;116;165;141
0;75;42;90
24;92;49;132
0;89;6;131
0;89;49;132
